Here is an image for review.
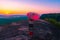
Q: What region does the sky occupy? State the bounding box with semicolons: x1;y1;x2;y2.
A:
0;0;60;15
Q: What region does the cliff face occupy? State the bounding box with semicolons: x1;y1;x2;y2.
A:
0;14;59;40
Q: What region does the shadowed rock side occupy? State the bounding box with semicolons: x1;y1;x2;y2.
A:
0;19;58;40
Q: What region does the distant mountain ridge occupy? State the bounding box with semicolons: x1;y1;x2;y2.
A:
0;15;27;18
0;15;28;25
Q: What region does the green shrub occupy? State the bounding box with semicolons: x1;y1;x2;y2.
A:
46;18;60;28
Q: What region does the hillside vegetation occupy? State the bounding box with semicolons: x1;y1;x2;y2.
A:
44;18;60;29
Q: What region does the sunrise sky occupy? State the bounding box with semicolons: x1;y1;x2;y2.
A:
0;0;60;15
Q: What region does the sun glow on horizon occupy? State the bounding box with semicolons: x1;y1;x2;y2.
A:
0;0;38;14
0;0;60;14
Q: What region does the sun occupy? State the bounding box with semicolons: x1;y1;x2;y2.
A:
3;10;12;16
4;10;10;15
5;12;8;14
